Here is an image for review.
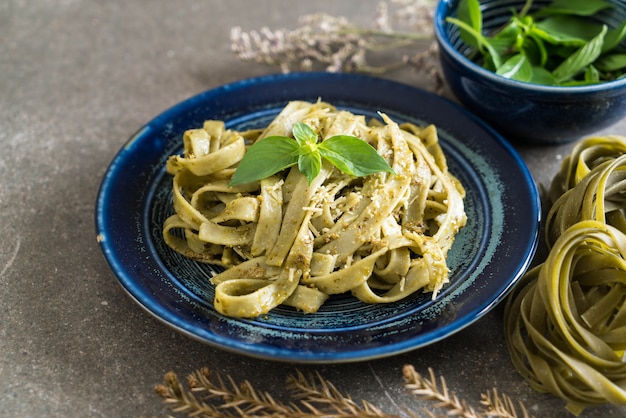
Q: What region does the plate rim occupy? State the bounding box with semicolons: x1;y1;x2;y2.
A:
95;72;540;363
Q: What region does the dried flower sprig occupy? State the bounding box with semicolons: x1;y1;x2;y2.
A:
402;365;480;418
230;0;444;92
402;365;534;418
287;370;396;417
155;367;306;417
480;389;533;418
154;365;535;418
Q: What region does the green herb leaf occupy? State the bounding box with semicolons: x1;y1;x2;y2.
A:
595;53;626;72
552;25;607;83
603;21;626;52
525;32;549;67
298;150;322;185
457;0;482;48
533;15;600;46
228;136;299;186
446;16;503;68
318;135;395;178
229;123;395;187
489;20;523;55
536;0;613;17
496;54;534;82
292;122;318;147
530;66;558;85
585;65;601;83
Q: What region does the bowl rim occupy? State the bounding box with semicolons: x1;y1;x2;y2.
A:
434;0;626;94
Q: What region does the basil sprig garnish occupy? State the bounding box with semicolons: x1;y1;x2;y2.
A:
229;122;395;187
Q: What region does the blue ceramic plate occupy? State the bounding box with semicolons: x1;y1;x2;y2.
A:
96;73;540;363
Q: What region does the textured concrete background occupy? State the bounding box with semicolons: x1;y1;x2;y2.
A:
2;1;625;417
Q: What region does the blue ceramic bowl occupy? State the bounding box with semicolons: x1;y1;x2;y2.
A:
434;0;626;145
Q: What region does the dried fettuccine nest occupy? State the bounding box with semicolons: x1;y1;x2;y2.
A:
505;135;626;415
162;100;467;318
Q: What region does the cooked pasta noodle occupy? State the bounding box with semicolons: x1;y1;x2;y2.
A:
505;136;626;414
162;100;467;318
548;135;626;204
546;153;626;249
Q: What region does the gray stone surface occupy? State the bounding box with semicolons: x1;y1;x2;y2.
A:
2;1;625;417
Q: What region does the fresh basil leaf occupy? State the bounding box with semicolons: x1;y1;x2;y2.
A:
318;136;394;178
536;0;612;17
457;0;482;48
458;0;482;32
533;15;600;46
446;17;503;68
595;53;626;72
512;16;531;51
292;122;318;147
585;65;601;82
525;32;549;66
559;78;600;86
298;150;322;185
552;25;607;83
603;21;626;52
489;20;522;55
531;66;558;85
496;54;534;82
229;136;299;186
547;44;578;60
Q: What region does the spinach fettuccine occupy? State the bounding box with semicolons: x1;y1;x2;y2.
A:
504;135;626;414
162;101;467;318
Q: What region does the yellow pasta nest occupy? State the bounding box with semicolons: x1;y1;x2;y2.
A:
162;101;467;318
